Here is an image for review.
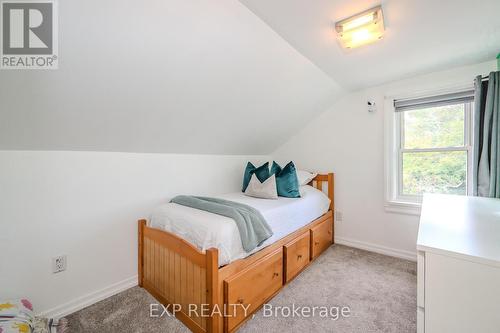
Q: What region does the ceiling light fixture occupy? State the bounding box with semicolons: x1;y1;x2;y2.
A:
335;6;385;49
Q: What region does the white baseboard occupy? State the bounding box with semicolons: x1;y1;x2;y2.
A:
38;275;138;319
335;236;417;262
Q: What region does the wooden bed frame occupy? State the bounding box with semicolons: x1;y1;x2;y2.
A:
138;173;334;333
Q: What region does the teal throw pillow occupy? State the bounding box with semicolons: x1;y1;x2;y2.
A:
242;162;270;192
270;161;300;198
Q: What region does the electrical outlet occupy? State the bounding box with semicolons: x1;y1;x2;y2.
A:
335;210;343;222
52;255;67;273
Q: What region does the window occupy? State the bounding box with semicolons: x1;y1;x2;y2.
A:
385;90;474;213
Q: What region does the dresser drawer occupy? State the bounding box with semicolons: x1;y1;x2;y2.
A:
223;248;283;332
417;251;425;308
310;217;333;259
417;306;425;333
284;232;310;283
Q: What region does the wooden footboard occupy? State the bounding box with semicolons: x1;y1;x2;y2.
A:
138;220;219;333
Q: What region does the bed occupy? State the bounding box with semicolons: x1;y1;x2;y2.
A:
138;173;334;333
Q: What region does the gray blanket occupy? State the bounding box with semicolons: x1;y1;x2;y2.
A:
170;195;273;252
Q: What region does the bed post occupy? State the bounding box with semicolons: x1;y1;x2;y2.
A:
138;219;146;287
205;248;219;333
328;173;335;245
328;173;334;212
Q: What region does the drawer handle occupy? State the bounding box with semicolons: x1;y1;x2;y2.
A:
328;231;331;235
273;272;279;278
297;254;303;260
237;298;244;304
315;241;320;245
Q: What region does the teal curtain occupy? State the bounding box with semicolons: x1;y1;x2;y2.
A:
473;71;500;197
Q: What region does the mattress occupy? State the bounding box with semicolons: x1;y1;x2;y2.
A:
149;185;331;266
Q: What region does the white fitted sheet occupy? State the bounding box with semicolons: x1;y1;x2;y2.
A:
149;185;330;266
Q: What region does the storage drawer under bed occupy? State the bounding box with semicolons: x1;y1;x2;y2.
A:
284;231;310;283
223;248;283;332
310;216;333;259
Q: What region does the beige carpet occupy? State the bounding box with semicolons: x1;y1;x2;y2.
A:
66;245;417;332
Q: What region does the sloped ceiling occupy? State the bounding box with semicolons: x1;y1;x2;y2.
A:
3;0;499;155
0;0;342;154
240;0;500;90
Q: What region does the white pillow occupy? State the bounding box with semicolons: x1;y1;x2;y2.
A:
244;174;278;199
296;170;317;186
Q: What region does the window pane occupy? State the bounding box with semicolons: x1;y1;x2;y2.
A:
403;104;465;149
402;151;467;195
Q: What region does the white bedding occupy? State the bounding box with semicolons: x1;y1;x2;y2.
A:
149;185;331;266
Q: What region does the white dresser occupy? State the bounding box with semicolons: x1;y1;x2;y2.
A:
417;194;500;333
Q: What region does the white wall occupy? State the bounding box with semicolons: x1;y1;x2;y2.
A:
0;151;267;316
0;0;341;155
272;60;497;259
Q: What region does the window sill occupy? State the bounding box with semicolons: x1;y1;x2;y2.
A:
384;200;422;216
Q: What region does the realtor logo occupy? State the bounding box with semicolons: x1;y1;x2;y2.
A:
1;0;58;69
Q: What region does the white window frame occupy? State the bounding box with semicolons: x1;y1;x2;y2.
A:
384;87;474;215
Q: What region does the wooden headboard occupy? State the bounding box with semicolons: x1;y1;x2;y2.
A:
309;173;334;211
